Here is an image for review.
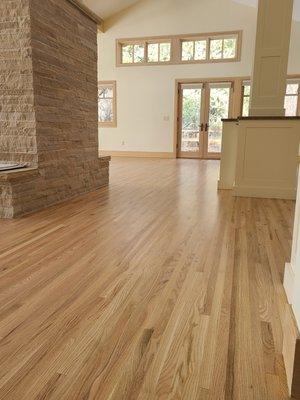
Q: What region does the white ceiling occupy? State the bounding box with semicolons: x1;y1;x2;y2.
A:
80;0;142;19
80;0;300;21
233;0;300;21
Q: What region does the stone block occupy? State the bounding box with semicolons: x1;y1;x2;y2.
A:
0;0;110;218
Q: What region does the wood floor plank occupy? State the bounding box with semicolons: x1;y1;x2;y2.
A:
0;158;293;400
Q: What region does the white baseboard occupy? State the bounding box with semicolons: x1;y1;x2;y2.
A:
233;185;297;200
284;262;296;304
217;179;233;190
99;150;175;159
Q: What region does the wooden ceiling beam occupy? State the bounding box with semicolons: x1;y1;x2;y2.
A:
67;0;104;28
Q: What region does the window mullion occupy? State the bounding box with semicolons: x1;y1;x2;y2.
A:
205;37;208;60
222;39;225;59
208;38;211;60
144;41;147;64
158;42;161;63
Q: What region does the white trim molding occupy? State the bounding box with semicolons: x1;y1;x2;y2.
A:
283;152;300;396
99;151;175;159
284;262;296;305
233;119;300;200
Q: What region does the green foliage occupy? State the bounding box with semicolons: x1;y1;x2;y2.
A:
182;88;229;131
182;89;200;130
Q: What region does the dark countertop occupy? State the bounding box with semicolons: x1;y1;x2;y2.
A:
222;116;300;122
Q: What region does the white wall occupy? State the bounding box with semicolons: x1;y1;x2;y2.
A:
98;0;300;153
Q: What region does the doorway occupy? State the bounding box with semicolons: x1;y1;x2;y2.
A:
176;80;233;159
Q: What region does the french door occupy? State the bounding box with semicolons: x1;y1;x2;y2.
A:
177;80;233;159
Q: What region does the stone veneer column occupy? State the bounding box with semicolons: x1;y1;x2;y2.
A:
0;0;37;165
0;0;110;218
250;0;294;116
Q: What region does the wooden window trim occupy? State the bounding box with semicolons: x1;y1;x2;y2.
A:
116;30;242;67
288;75;300;116
119;42;146;64
239;75;300;117
147;41;172;64
180;38;208;62
98;81;117;128
173;74;300;159
208;36;234;61
173;77;236;160
285;80;300;117
241;81;251;117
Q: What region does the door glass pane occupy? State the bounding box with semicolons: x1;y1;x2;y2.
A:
208;87;230;153
181;88;201;152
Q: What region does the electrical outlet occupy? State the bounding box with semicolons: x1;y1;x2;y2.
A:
121;140;125;146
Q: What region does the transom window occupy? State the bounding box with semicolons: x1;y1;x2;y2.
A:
117;31;241;67
210;37;237;60
120;41;171;65
241;80;300;117
181;35;237;62
98;81;117;127
181;40;207;61
122;43;145;64
147;42;171;63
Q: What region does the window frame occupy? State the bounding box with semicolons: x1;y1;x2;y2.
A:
208;34;239;61
147;40;172;64
240;76;300;117
180;33;240;64
241;80;251;117
285;79;300;117
180;38;208;62
120;41;146;64
98;80;117;128
117;38;172;66
116;30;242;67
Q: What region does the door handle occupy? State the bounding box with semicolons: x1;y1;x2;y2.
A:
200;123;204;131
205;123;209;131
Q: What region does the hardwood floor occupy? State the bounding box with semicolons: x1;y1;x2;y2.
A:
0;158;294;400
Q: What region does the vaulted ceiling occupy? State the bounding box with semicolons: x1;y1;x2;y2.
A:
80;0;300;22
80;0;142;19
233;0;300;21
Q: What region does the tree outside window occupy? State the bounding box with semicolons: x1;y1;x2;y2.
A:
98;81;117;127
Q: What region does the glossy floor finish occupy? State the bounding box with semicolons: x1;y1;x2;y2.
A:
0;158;294;400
